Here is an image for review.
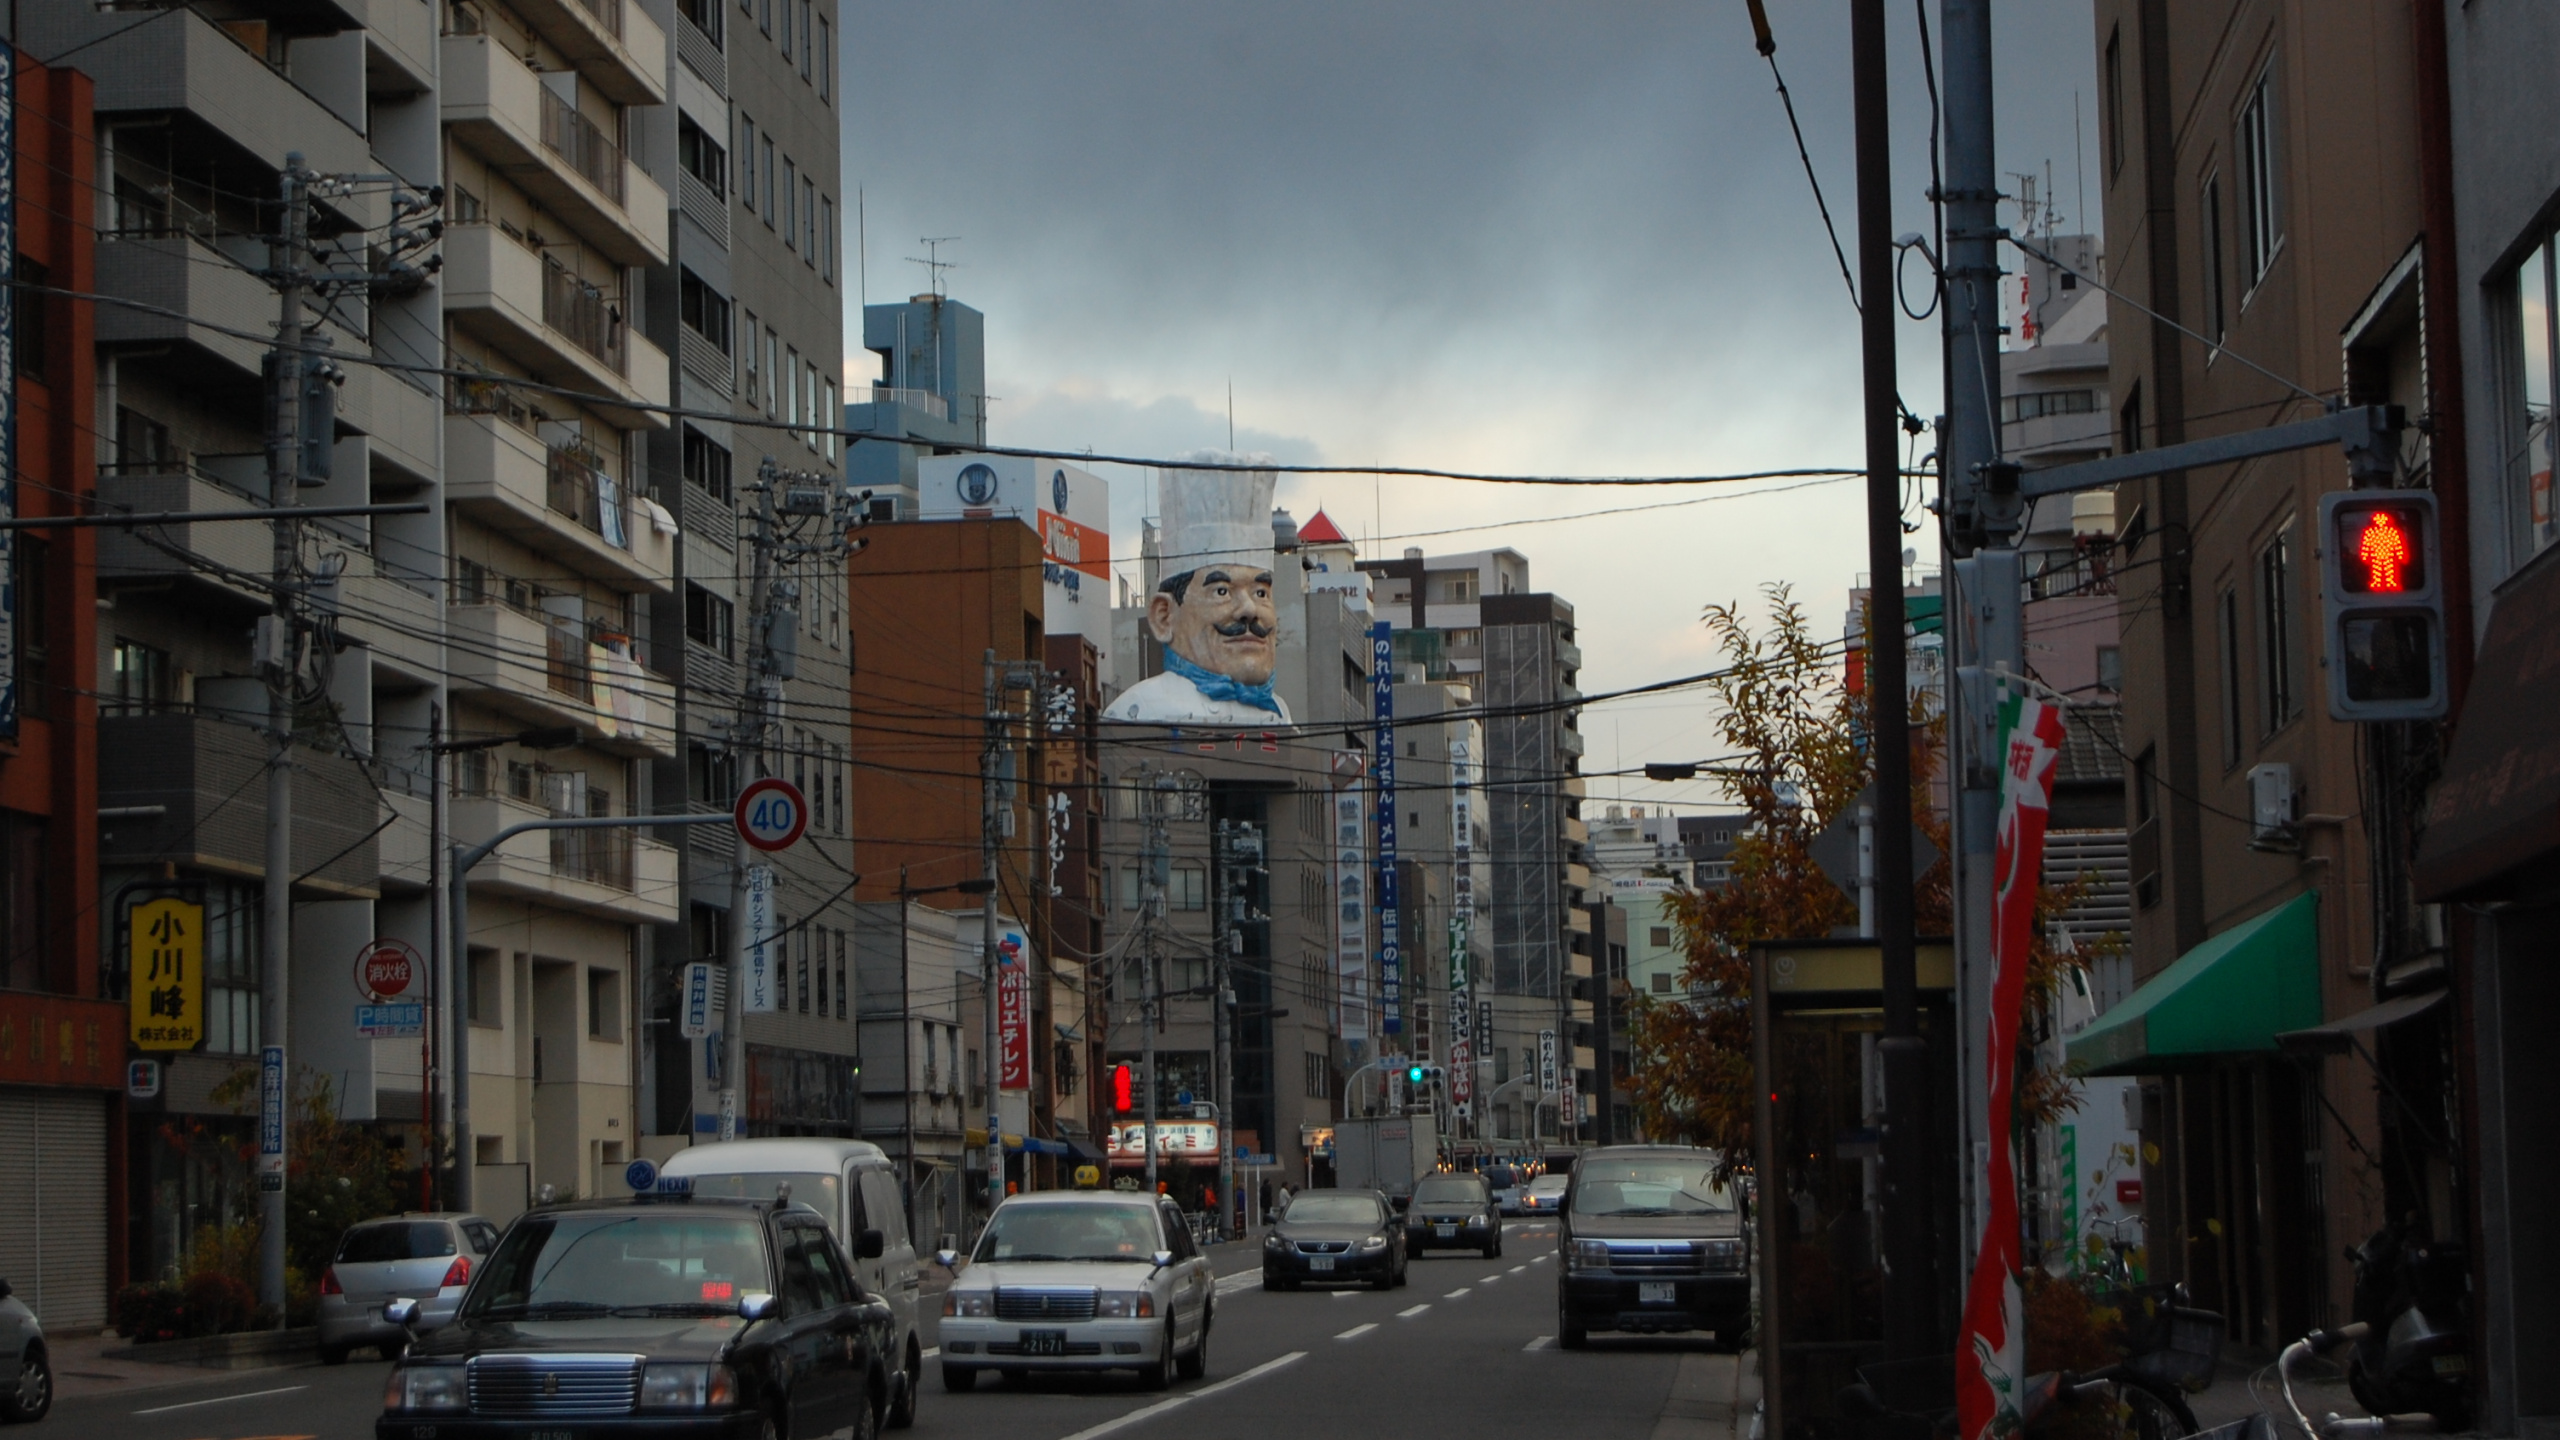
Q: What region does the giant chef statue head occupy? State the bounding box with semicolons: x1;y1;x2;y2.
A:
1102;454;1295;726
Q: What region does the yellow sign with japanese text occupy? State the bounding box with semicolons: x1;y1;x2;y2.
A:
129;897;206;1051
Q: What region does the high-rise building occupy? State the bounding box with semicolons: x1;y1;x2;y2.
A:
845;294;988;520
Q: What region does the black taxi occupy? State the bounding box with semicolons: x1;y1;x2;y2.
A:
377;1188;893;1439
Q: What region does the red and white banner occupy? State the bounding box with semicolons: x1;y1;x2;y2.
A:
1957;688;2067;1440
996;929;1032;1091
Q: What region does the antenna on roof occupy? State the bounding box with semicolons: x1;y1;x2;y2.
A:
906;236;960;301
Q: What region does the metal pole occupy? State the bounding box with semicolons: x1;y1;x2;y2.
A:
1143;779;1167;1196
1214;822;1239;1240
256;154;310;1321
1851;0;1931;1361
448;842;473;1212
981;650;1005;1222
425;703;444;1211
723;465;781;1143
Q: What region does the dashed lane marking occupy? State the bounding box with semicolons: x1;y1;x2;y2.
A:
1335;1322;1378;1341
133;1385;309;1416
1531;1254;1553;1264
1523;1335;1554;1351
1331;1289;1359;1300
1397;1304;1431;1319
1444;1287;1471;1299
1509;1265;1527;1274
922;1347;938;1359
1050;1350;1306;1440
1480;1274;1502;1285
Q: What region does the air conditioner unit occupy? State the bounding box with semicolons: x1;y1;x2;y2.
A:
2247;763;2297;851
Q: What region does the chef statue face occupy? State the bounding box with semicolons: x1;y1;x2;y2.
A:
1149;565;1279;685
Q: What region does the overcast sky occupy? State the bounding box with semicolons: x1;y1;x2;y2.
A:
840;1;2101;814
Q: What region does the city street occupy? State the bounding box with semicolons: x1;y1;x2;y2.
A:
53;1224;1755;1440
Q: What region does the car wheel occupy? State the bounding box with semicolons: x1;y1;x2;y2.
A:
851;1376;881;1440
318;1342;350;1366
1;1344;50;1423
1558;1301;1589;1350
1261;1271;1281;1292
1139;1321;1176;1391
1175;1312;1209;1381
887;1338;921;1429
941;1363;978;1394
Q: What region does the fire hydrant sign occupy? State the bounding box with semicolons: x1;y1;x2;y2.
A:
734;777;808;852
355;939;420;1002
129;896;205;1051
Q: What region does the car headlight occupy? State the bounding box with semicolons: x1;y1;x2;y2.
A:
1093;1291;1155;1319
1358;1234;1390;1251
1263;1233;1287;1251
383;1363;466;1413
1570;1239;1612;1273
943;1290;992;1318
1702;1239;1746;1273
640;1362;738;1410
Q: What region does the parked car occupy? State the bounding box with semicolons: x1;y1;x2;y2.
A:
1518;1174;1571;1215
1405;1173;1503;1259
934;1189;1214;1392
1556;1145;1750;1350
376;1194;892;1440
318;1213;500;1365
1263;1189;1407;1291
0;1277;48;1423
661;1138;929;1428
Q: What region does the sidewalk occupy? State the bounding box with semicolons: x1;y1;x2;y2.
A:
44;1329;321;1404
2184;1353;2356;1435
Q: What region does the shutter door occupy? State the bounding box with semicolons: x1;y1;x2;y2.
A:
0;1088;110;1331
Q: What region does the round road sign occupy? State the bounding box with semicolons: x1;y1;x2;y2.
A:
356;938;422;1002
734;777;809;852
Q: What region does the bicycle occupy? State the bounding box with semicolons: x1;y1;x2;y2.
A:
1838;1353;2197;1440
2271;1323;2441;1439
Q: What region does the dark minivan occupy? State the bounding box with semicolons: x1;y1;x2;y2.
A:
377;1194;894;1439
1555;1146;1749;1349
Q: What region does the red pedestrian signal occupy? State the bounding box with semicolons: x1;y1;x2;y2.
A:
1111;1062;1134;1114
2339;503;2425;595
2318;491;2447;722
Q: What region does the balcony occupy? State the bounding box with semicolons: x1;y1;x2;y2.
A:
98;712;380;896
441;224;671;429
502;0;668;105
451;793;681;925
41;7;371;177
440;35;669;267
446;412;676;592
445;602;677;759
97;232;296;380
337;550;447;685
94;466;276;607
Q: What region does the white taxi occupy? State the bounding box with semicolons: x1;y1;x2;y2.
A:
935;1190;1213;1392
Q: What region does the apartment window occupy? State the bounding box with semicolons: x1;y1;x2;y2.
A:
805;363;821;449
817;14;831;100
736;117;757;214
819;196;835;283
762;136;776;220
588;967;621;1040
676;0;719;43
2096;644;2123;694
2237;68;2280;287
2217;587;2244;768
2104;28;2124;180
107;638;171;713
739;307;759;401
687;742;738;807
2502;236;2558;563
798;929;812;1013
2256;523;2302;732
197;881;261;1055
1116;865;1141;911
678;114;726;199
1648;926;1672;949
685;583;735;658
823;379;838;459
1651;972;1673;994
468;948;502;1025
757;0;768;36
834;932;848;1020
682;426;733;503
114;405;175;474
2200;172;2227;345
678;268;730;352
798;0;812;77
776;0;789;58
2119;383;2144;455
11;256;45;382
1172;862;1206;912
801;176;817;261
782;159;797;249
1304;1052;1329;1100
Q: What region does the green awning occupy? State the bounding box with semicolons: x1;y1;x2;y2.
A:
2065;892;2323;1076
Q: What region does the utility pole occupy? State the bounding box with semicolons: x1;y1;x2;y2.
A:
980;651;1004;1222
1213;820;1260;1240
254;155;312;1321
1851;0;1933;1361
1141;775;1174;1196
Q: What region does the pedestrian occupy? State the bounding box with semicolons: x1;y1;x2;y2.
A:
1259;1177;1275;1224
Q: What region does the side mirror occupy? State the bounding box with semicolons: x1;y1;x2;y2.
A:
384;1297;420;1327
933;1249;960;1271
0;1278;13;1301
1149;1250;1174;1271
737;1291;778;1321
856;1228;886;1260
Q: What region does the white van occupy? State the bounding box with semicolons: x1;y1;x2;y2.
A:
662;1138;927;1428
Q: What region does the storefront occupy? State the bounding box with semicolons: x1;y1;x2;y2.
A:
0;993;127;1331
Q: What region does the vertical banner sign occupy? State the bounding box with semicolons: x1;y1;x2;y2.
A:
997;928;1031;1089
1334;779;1371;1044
743;865;778;1012
1447;739;1474;1107
1371;622;1401;1035
1537;1028;1558;1100
0;40;19;740
680;962;715;1038
129;896;206;1051
1956;688;2066;1440
258;1044;287;1190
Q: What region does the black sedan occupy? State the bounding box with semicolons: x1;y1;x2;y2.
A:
1261;1190;1407;1291
378;1193;894;1439
1404;1173;1503;1259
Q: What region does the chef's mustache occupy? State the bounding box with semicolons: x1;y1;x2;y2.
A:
1213;618;1275;639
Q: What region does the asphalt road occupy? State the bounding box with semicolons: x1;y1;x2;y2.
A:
57;1221;1751;1440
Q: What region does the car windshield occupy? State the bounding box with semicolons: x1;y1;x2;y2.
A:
462;1211;771;1319
1413;1178;1487;1205
1481;1167;1517;1188
675;1171;842;1228
1568;1156;1736;1217
1525;1177;1570;1196
337;1221;457;1264
1283;1194;1387;1226
972;1203;1162;1263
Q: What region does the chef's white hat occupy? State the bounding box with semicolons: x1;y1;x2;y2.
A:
1156;450;1277;584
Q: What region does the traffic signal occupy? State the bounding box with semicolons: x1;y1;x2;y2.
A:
1407;1064;1428;1085
2318;491;2448;721
1111;1062;1134;1114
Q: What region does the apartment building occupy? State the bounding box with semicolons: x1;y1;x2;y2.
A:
641;0;855;1146
844;293;988;521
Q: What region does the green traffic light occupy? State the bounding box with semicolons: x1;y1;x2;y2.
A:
1407;1065;1426;1083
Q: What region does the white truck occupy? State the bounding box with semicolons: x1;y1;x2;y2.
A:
1332;1114;1441;1204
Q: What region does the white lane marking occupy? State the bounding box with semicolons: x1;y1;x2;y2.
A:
1509;1265;1527;1274
132;1385;308;1416
1334;1322;1377;1340
1051;1351;1305;1440
1531;1254;1553;1264
1213;1270;1262;1295
921;1346;939;1359
1397;1304;1431;1319
1480;1274;1501;1285
1444;1287;1471;1299
1523;1335;1555;1351
1331;1289;1358;1300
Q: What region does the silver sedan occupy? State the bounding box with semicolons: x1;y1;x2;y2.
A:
935;1191;1215;1393
0;1275;48;1422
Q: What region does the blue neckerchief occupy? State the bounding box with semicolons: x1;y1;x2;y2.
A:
1162;647;1282;714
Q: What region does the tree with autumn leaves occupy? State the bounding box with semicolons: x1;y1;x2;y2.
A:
1626;585;2093;1169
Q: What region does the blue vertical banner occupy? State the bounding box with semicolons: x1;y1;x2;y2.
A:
0;39;19;741
1371;621;1400;1035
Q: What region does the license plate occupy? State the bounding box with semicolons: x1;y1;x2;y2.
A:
1435;1225;1456;1239
1639;1282;1677;1306
1020;1329;1067;1356
1311;1256;1335;1272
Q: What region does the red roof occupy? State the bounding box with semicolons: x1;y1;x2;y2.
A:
1296;509;1348;544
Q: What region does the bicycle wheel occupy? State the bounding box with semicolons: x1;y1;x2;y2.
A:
2115;1379;2195;1440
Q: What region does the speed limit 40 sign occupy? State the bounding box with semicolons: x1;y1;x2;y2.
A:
734;777;809;852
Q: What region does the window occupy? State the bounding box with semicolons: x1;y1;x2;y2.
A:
736;117;757;214
189;880;261;1054
1172;862;1207;911
107;638;171;713
1304;1051;1329;1099
739;307;759;401
819;196;835;283
2119;383;2144;454
12;256;45;382
2256;523;2302;731
588;966;621;1040
796;928;810;1013
2200;172;2227;345
798;0;812;77
676;0;719;43
817;14;831;100
776;0;789;58
766;329;780;415
2104;28;2124;180
762;135;776;221
2217;588;2244;768
1651;972;1673;994
802;176;817;261
1116;865;1141;911
782;159;797;249
678;114;726;198
2096;644;2123;694
2237;68;2280;287
2503;237;2557;563
686;583;735;658
1648;926;1672;949
678;268;730;351
688;742;738;806
1999;389;2101;423
835;932;849;1020
823;379;838;459
683;426;733;503
758;0;769;37
114;405;175;474
785;345;801;433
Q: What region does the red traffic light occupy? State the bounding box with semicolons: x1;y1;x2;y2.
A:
1111;1062;1134;1113
2335;502;2427;596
